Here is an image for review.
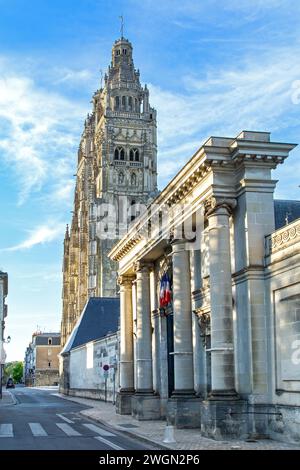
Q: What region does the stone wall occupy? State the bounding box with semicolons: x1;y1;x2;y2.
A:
67;333;119;403
35;369;60;387
264;217;300;443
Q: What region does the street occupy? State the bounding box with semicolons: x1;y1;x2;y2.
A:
0;386;154;450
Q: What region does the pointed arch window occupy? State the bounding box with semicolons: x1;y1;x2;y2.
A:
118;172;125;184
130;148;140;162
114;147;125;161
131;173;137;186
135;98;139;112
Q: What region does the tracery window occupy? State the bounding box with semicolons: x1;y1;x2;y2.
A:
129;148;140;162
114;147;125;160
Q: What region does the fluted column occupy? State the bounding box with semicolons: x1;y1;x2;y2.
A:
118;275;134;393
206;197;236;397
172;240;194;394
135;262;153;393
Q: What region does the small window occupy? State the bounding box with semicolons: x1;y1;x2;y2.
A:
118;172;125;184
128;96;133;111
122;96;126;110
48;338;52;346
115;96;120;110
129;149;134;161
120;148;125;160
131;173;137;186
123;49;127;55
48;362;51;368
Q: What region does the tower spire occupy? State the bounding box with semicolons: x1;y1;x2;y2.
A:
119;15;124;39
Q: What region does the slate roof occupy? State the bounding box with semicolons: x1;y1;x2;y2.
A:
35;335;60;346
274;199;300;229
61;297;120;355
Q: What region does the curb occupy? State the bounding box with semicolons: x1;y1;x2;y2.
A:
55;392;171;450
79;409;171;450
0;390;17;406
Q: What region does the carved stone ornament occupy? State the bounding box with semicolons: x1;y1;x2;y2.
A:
117;275;134;287
204;196;237;217
194;309;211;347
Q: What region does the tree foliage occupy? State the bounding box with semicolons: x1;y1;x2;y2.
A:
3;361;23;383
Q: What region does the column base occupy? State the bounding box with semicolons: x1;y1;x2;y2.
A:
116;391;134;415
208;389;239;401
200;398;248;440
131;393;161;421
167;394;201;429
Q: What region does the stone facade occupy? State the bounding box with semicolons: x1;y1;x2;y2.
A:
109;130;300;443
24;333;61;387
61;36;158;347
0;271;8;386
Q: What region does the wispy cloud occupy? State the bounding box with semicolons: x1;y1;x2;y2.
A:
52;67;96;87
0;59;89;204
151;44;300;195
3;223;65;252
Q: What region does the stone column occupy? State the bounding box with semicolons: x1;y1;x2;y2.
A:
167;240;201;428
135;262;153;392
132;262;160;420
116;275;134;414
206;197;236;397
171;240;194;393
150;268;160;393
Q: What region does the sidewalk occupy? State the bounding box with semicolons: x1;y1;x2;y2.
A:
56;393;300;450
0;390;16;406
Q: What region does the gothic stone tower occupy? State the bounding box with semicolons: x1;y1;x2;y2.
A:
89;37;158;298
61;36;158;346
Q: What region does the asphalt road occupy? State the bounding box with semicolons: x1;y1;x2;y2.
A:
0;386;154;450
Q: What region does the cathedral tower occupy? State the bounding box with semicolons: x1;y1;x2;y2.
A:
61;36;158;346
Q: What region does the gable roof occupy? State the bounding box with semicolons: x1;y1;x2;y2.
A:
274;199;300;229
61;297;119;355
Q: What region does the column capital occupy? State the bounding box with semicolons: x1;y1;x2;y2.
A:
204;196;237;218
171;238;189;254
133;261;153;274
118;274;135;287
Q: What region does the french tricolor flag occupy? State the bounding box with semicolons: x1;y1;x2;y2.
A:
159;272;171;308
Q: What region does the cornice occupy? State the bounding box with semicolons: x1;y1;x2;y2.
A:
109;133;297;263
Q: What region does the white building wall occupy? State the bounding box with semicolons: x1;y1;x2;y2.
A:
69;333;119;402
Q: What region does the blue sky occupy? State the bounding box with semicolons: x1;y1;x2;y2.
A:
1;0;300;361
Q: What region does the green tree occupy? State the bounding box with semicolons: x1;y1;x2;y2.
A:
12;362;23;383
3;361;23;384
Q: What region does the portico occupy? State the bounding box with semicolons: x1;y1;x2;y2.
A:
109;130;297;437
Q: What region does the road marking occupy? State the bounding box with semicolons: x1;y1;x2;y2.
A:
29;423;48;437
56;414;74;424
83;423;116;437
56;423;81;437
94;436;124;450
0;424;13;438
